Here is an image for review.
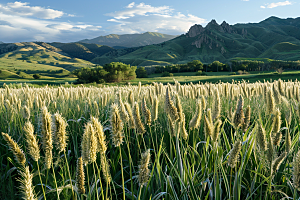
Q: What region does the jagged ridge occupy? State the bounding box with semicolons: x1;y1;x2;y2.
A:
93;16;300;66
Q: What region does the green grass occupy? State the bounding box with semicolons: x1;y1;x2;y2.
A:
231;57;274;62
0;78;76;87
129;70;300;85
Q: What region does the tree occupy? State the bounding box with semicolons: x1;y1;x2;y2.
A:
103;62;136;82
73;62;137;84
187;60;203;72
136;67;148;78
73;66;108;83
210;61;225;72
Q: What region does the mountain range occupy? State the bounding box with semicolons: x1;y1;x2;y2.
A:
92;16;300;66
1;16;300;69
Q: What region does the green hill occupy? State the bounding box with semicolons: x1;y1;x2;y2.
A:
0;69;21;79
92;16;300;66
79;32;178;48
0;42;96;79
49;42;114;61
0;41;117;81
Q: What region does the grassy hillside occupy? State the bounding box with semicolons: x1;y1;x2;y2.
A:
0;42;95;79
50;42;114;61
258;42;300;60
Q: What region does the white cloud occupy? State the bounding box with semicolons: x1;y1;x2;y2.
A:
0;2;104;42
242;0;249;1
106;2;206;35
268;1;292;8
0;1;207;42
126;2;135;8
0;1;64;19
107;2;173;19
260;1;292;9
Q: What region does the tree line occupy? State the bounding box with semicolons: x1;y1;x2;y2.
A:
153;59;300;74
230;60;300;71
154;60;228;74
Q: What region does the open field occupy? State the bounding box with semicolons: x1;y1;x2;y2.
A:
2;70;300;87
0;78;77;87
1;69;300;87
130;70;300;85
1;79;300;199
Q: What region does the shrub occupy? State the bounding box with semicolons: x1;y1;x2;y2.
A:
33;74;41;79
237;70;249;75
229;72;236;75
195;70;206;76
161;71;173;77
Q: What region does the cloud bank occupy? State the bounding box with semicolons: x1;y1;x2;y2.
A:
0;1;64;19
106;2;206;35
0;1;207;42
0;1;103;42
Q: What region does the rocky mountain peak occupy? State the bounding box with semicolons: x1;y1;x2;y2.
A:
221;21;233;33
206;19;219;26
186;24;205;37
210;19;218;25
205;19;223;32
186;20;236;38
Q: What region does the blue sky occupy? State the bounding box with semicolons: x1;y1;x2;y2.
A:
0;0;299;42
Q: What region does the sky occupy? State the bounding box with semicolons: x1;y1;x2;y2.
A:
0;0;299;43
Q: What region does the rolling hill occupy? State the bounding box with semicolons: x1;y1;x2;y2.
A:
0;42;97;79
92;16;300;66
79;32;178;48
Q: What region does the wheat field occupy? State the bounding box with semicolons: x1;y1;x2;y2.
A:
1;79;300;200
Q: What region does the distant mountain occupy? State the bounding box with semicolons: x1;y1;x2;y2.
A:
79;32;178;48
92;16;300;66
0;41;3;44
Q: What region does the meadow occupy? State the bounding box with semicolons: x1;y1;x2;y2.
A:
1;79;300;200
2;70;300;88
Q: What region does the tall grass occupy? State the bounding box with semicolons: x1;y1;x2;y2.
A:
1;79;300;199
